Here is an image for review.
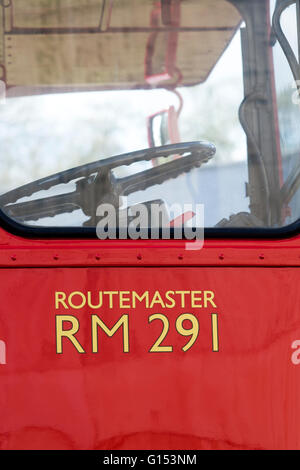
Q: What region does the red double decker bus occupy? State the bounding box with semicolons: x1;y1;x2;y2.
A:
0;0;299;451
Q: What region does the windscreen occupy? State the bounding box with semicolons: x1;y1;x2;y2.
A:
0;0;299;235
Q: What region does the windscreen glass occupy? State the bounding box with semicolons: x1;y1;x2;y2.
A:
0;0;299;233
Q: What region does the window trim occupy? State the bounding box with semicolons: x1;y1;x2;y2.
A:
0;208;299;240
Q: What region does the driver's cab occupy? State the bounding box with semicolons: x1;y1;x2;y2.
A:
0;0;299;236
1;0;300;452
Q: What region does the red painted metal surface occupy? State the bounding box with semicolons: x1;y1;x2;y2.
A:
0;227;300;449
0;227;299;267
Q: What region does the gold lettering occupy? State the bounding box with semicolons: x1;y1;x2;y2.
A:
87;291;103;309
191;291;202;308
56;315;85;354
204;291;217;308
119;291;131;309
55;292;68;310
211;313;219;351
68;291;86;309
91;315;129;353
132;291;149;308
149;314;172;352
175;291;190;308
103;291;118;308
165;291;176;308
149;291;165;309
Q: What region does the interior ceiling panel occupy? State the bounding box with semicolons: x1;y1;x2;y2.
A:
0;0;241;95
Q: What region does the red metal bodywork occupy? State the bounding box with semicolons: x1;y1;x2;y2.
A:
0;227;300;450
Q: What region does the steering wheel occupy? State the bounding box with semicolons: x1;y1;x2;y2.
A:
0;141;215;226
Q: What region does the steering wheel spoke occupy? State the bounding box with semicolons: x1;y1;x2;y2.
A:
118;144;215;195
4;192;80;222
